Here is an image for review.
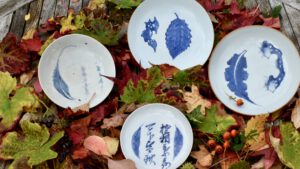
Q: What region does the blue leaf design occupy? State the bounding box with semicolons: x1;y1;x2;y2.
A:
173;127;183;159
165;13;192;59
261;41;285;93
224;50;255;104
53;45;76;100
141;17;159;52
131;126;141;158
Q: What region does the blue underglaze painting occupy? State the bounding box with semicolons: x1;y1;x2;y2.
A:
174;127;183;158
132;126;142;158
96;65;103;87
53;45;76;100
165;13;192;59
224;50;255;104
261;41;285;93
130;123;184;168
141;17;159;52
81;66;89;96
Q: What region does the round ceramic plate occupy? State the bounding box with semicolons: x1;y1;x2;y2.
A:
127;0;214;70
120;103;193;169
38;34;115;108
209;26;300;115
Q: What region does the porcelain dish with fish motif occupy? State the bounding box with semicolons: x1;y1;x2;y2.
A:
127;0;214;70
38;34;115;108
120;103;193;169
209;26;300;115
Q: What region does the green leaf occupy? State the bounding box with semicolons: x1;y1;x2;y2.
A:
76;19;121;46
108;0;142;9
121;66;164;104
0;72;39;131
0;120;64;168
180;162;195;169
188;106;236;134
229;160;250;169
270;122;300;169
271;5;282;18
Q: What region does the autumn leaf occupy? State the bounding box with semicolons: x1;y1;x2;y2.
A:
101;114;128;129
180;163;195;169
181;85;211;113
88;0;106;10
250;147;277;169
38;33;56;55
270;122;300;168
291;98;300;129
191;145;213;168
84;135;111;157
108;0;142;9
244;115;268;151
20;70;36;85
20;32;42;53
103;136;119;156
67;116;91;145
0;120;64;167
0;33;30;75
76;18;122;46
60;11;78;34
260;15;280;29
187;105;236;134
0;72;40;132
220;152;239;169
107;158;136;169
121;66;164;104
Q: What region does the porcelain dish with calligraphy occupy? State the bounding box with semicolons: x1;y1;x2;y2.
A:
120;103;193;169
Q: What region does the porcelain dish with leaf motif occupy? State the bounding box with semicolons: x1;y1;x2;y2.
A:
209;26;300;115
120;103;193;169
127;0;214;70
38;34;115;109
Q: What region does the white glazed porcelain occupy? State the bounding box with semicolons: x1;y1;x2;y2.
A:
120;103;193;169
209;26;300;115
127;0;214;70
38;34;115;108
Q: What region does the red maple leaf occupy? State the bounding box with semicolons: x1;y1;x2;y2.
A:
20;32;42;53
0;33;30;75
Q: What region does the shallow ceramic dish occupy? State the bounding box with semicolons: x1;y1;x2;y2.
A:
38;34;115;108
209;26;300;115
127;0;214;70
120;103;193;169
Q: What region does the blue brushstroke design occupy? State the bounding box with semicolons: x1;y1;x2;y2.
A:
81;66;89;96
261;41;285;93
224;50;255;104
53;45;76;100
174;127;183;159
132;126;142;158
165;13;192;59
141;17;159;52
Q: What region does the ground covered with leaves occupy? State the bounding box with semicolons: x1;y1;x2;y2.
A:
0;0;299;169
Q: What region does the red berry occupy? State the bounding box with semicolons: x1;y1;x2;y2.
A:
207;139;216;148
215;145;223;154
223;131;231;140
223;141;230;149
231;129;238;138
236;99;244;106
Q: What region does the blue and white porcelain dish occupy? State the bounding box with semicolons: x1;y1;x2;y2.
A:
209;26;300;115
120;103;193;169
127;0;214;70
38;34;115;108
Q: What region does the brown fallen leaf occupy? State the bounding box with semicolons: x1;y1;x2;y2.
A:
225;0;232;5
245;115;268;151
108;158;137;169
20;70;36;85
220;152;239;169
291;98;300;129
208;12;219;23
181;85;211;113
191;145;213;168
101;114;128;129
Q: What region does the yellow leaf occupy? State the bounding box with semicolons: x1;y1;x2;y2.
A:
88;0;106;10
22;28;36;40
181;85;211;113
60;11;78;34
24;13;31;21
245;115;268;151
103;136;119;156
